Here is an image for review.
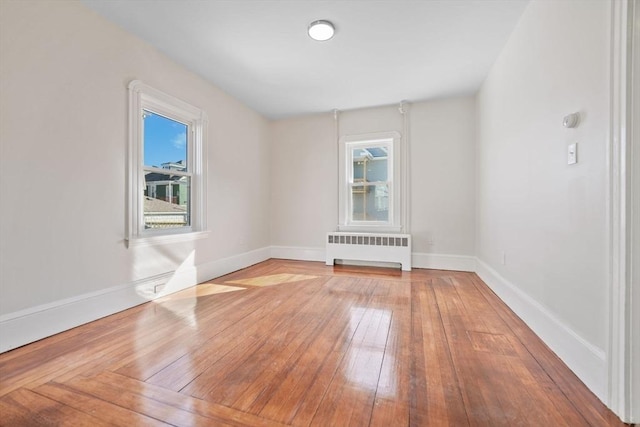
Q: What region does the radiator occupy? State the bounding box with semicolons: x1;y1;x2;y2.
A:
325;232;412;271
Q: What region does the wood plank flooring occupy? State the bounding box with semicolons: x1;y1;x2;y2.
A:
0;259;626;426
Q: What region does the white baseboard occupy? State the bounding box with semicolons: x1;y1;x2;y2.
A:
412;252;476;272
0;247;271;353
269;246;476;273
0;246;609;411
197;247;271;282
270;246;325;262
475;259;607;403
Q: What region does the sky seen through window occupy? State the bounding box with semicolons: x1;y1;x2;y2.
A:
143;111;187;168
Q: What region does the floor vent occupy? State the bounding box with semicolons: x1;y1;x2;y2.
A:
326;232;412;271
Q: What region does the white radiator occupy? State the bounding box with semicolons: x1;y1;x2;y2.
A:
325;232;412;271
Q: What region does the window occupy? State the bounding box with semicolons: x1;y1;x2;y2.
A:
339;132;403;232
349;143;391;222
127;80;207;245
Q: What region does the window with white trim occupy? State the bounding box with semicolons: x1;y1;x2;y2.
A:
339;132;403;232
127;80;207;244
349;142;391;222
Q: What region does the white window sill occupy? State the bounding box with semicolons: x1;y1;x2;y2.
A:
337;224;403;233
126;230;209;248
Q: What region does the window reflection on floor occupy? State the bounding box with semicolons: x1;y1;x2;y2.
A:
346;307;395;397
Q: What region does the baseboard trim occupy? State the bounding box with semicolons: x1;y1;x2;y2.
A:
0;247;609;409
270;246;325;262
269;246;476;272
475;258;607;402
0;247;271;353
412;252;476;272
196;247;271;283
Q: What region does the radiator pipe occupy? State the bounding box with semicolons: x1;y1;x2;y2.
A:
333;109;340;230
399;100;410;234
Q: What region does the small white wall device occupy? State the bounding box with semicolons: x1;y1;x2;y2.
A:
563;112;580;128
568;143;577;165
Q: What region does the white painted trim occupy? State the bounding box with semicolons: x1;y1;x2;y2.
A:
0;270;192;353
412;252;476;272
269;245;475;272
629;0;640;421
0;240;618;417
126;80;208;244
476;259;607;402
337;224;403;233
270;246;325;262
196;247;271;282
0;272;171;325
338;131;403;231
126;230;210;248
0;247;271;354
340;131;401;145
344;139;395;228
607;0;637;423
607;0;628;415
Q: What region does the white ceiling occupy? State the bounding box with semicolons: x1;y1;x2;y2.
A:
82;0;529;119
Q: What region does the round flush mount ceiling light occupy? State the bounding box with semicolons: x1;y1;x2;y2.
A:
308;20;335;41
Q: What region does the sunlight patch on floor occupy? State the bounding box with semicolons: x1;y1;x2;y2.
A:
226;273;318;287
157;283;246;302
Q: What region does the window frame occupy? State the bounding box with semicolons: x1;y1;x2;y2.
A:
338;131;403;232
126;80;208;247
347;140;393;226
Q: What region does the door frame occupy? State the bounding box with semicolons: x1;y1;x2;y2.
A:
608;0;638;423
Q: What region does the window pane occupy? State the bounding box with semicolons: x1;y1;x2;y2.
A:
144;172;190;229
143;110;188;170
351;184;389;222
351;147;387;182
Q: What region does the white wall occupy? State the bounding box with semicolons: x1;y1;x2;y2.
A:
270;113;338;251
270;99;476;269
0;0;476;351
0;0;271;350
0;0;630;417
476;0;610;399
410;98;476;257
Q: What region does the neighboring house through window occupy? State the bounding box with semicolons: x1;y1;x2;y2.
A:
350;143;391;222
127;80;207;245
339;131;403;232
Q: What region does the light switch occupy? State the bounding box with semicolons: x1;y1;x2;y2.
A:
568;143;577;165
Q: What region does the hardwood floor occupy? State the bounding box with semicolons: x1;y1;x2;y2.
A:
0;259;626;426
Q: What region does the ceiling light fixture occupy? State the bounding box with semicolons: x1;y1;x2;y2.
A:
308;20;335;41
